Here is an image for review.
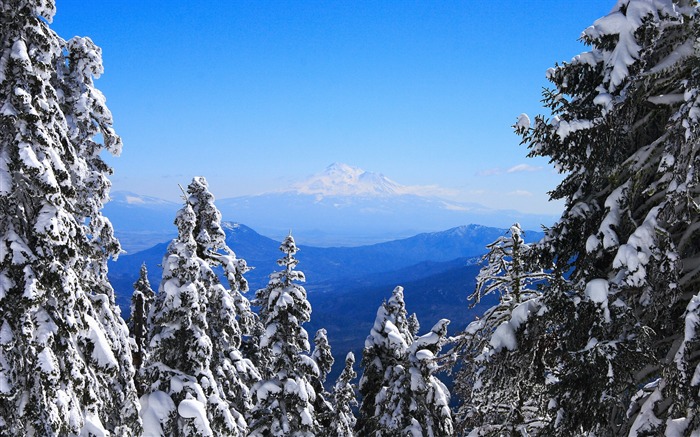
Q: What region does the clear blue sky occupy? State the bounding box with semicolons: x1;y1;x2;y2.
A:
51;1;614;214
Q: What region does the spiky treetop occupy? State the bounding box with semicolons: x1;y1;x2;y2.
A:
249;234;320;436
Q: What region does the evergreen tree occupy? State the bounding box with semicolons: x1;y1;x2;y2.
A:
454;224;550;436
0;1;140;435
186;177;260;418
129;263;155;374
311;328;335;434
510;1;700;434
330;352;358;437
141;185;246;436
376;319;454;436
249;234;320;436
356;286;414;436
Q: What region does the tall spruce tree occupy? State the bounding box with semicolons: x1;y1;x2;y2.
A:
356;286;414;436
0;1;141;435
129;263;155;375
330;352;358;437
141;178;257;436
506;0;700;434
186;177;259;420
311;328;335;434
375;318;454;436
249;234;320;436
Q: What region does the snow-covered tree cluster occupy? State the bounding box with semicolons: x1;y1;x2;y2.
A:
453;0;700;435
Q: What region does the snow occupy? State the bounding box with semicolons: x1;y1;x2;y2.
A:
10;40;30;63
489;321;517;352
256;381;282;401
140;391;176;437
84;314;118;369
178;398;213;436
585;279;609;303
515;113;530;132
583;0;665;91
0;148;11;195
0;320;12;345
37;348;59;380
613;206;660;287
675;293;700;380
585;279;611;323
665;417;691;437
80;413;109;437
510;299;538;330
599;182;629;249
287;162;452;198
554;118;595;140
18;142;42;170
586;234;601;253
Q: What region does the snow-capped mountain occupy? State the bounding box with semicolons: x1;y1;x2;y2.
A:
289;162;412;197
214;163;556;245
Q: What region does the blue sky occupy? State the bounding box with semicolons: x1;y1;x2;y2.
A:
51;1;614;214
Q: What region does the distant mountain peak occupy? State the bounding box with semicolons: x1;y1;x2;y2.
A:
108;191;179;207
288;163;410;198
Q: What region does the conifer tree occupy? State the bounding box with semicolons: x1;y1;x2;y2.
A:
186;177;259;418
356;286;414;436
509;1;700;434
249;234;320;436
140;179;256;436
311;328;335;433
130;263;155;374
330;352;358;437
454;224;549;436
376;319;454;436
0;1;140;434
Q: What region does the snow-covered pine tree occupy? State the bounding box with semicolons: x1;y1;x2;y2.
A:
407;319;454;436
249;234;320;436
311;328;335;434
330;352;358;437
141;196;243;436
185;177;260;420
0;1;141;435
454;224;550;435
130;263;155;374
514;0;700;434
356;286;415;436
376;318;454;436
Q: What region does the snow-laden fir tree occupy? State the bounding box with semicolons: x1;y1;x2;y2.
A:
185;177;260;418
375;318;454;436
330;352;358;437
454;224;550;436
141;178;257;436
0;1;141;435
512;0;700;434
310;328;335;434
356;286;415;436
249;234;321;436
358;286;454;436
130;263;155;375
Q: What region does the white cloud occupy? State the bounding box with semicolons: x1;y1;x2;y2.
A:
506;164;542;173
